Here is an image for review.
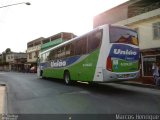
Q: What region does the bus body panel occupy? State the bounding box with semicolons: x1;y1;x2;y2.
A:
68;49;100;81
38;24;140;83
93;25;140;82
42;49;100;82
93;25;110;82
43;68;64;79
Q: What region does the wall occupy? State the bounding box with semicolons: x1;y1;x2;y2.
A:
128;17;160;50
93;5;128;28
6;53;27;63
6;54;15;63
27;45;41;63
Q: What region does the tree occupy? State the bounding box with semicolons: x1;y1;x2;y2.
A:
5;48;11;54
2;51;6;63
0;48;11;64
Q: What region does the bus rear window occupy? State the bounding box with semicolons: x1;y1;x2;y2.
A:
109;26;139;45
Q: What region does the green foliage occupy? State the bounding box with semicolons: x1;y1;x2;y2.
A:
5;48;11;54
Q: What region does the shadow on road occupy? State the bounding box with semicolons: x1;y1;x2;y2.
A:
41;77;137;96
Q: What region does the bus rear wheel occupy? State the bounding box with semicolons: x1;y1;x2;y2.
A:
64;71;71;85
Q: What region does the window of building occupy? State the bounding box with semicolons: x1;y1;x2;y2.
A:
153;22;160;39
43;38;50;44
128;1;160;18
29;53;32;59
34;41;41;46
27;43;33;48
34;51;39;58
51;34;61;41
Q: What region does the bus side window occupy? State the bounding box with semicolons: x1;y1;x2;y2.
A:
75;37;87;55
75;40;81;55
57;48;61;59
59;46;65;58
48;50;54;60
47;52;50;61
65;44;71;57
70;43;75;56
88;30;102;53
42;54;45;62
56;46;66;59
45;52;49;61
81;37;87;54
54;50;58;59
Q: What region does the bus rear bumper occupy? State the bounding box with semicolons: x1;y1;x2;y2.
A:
102;69;140;82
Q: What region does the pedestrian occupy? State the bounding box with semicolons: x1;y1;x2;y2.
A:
153;62;160;86
152;62;156;75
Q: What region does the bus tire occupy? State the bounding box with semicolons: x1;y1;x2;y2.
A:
64;71;71;85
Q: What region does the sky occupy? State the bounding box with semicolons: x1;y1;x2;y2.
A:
0;0;128;53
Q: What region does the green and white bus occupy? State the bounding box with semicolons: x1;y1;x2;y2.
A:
37;24;140;84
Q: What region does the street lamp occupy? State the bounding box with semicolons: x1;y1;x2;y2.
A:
0;2;31;9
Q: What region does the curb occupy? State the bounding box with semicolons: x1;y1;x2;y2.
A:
118;81;160;90
0;83;8;114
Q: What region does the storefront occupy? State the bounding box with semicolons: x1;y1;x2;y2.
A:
140;48;160;84
25;62;37;73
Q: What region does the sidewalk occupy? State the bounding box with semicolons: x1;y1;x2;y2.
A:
0;84;7;114
119;81;160;90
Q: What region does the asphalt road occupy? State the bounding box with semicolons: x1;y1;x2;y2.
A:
0;72;160;114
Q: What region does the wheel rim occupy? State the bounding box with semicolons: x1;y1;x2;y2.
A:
65;73;69;84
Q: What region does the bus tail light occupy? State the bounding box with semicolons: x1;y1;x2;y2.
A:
106;56;112;71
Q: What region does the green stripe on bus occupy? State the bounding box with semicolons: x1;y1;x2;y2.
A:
43;49;100;81
112;59;139;72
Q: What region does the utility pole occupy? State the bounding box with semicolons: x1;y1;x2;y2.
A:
0;2;31;9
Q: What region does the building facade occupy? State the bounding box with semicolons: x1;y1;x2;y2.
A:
41;32;76;52
93;0;160;84
26;33;76;73
6;52;27;71
26;37;44;71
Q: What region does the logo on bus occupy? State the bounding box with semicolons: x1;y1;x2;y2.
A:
113;49;137;55
51;60;66;68
109;44;139;61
